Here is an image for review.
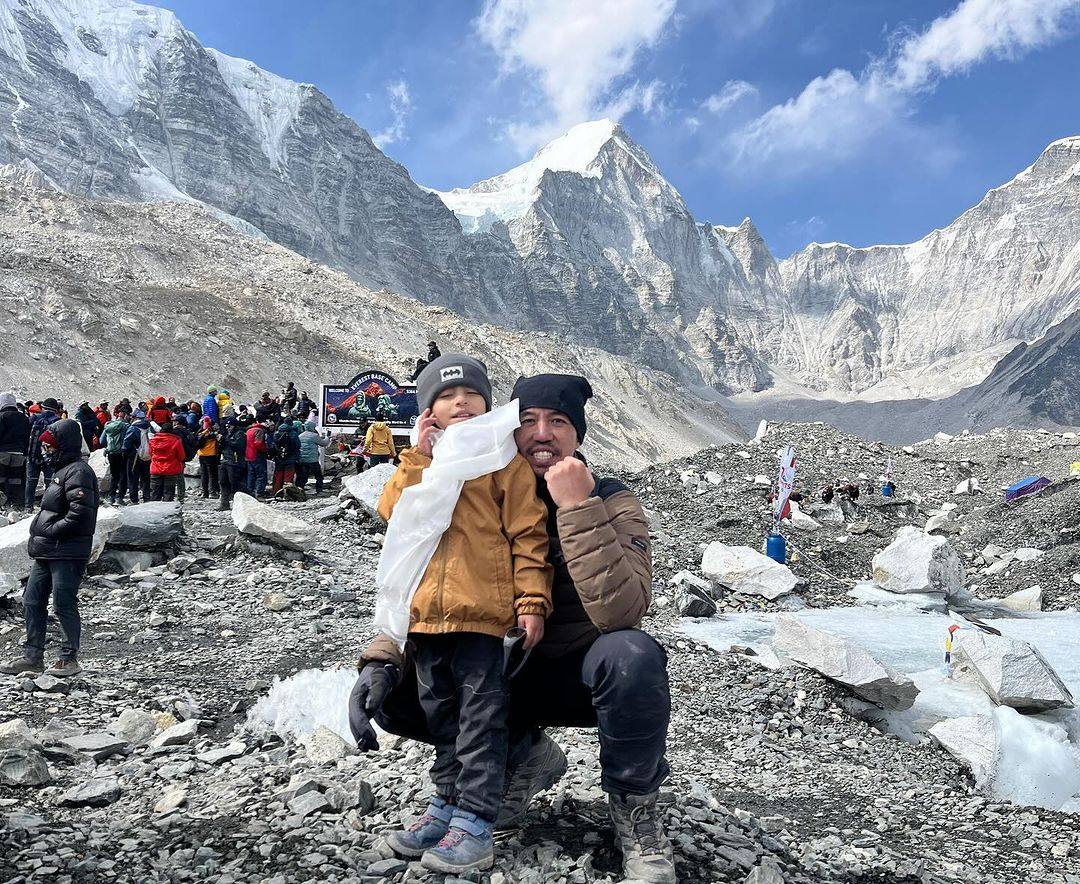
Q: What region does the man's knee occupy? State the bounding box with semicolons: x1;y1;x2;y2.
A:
582;629;667;693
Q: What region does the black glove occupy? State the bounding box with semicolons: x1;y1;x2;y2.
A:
348;663;400;751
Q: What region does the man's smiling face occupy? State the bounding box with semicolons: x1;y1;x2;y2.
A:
514;407;578;477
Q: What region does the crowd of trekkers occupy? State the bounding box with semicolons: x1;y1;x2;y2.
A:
0;384;358;513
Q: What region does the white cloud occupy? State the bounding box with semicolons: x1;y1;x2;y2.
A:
372;79;413;149
891;0;1080;89
477;0;677;152
702;79;757;114
728;0;1080;174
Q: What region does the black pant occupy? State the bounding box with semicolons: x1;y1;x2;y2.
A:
150;474;179;502
199;455;220;496
0;451;25;509
296;461;324;493
131;458;151;503
247;459;268;497
219;462;243;506
107;451;128;502
412;633;508;821
369;454;391;467
23;558;86;662
378;629;670;798
24;462;52;509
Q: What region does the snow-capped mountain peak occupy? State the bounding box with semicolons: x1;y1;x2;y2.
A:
2;0;182;115
436;118;671;230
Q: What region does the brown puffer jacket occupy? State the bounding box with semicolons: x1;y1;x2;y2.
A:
362;471;650;667
375;446;552;641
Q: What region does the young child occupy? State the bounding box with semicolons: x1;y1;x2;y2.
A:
379;354;552;874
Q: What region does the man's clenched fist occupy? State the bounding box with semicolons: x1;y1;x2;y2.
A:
545;457;595;508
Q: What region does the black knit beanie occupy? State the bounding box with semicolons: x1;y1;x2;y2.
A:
416;354;493;413
511;374;593;441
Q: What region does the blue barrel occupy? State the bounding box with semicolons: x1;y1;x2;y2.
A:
881;484;893;497
765;533;786;565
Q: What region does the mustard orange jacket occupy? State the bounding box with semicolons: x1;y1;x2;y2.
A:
377;447;552;640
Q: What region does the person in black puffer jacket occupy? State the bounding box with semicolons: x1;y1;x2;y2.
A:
0;419;99;678
217;416;249;510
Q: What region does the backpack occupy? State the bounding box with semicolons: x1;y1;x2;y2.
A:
137;427;152;462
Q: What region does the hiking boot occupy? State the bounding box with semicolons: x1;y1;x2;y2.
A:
386;796;454;857
50;659;83;678
420;811;494;873
0;655;44;676
495;732;568;829
608;791;676;884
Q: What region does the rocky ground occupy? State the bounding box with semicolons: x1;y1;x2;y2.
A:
1;422;1079;884
621;422;1080;613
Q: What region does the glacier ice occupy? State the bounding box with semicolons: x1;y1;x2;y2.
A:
683;607;1080;810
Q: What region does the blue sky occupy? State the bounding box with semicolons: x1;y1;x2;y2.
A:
160;0;1080;257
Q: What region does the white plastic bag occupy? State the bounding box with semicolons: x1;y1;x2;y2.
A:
373;401;521;649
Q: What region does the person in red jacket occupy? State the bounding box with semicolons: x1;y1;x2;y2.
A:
149;420;185;502
149;396;172;427
245;419;271;498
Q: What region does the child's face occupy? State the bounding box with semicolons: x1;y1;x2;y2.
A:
431;385;487;427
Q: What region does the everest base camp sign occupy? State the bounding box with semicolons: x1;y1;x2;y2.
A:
320;371;419;431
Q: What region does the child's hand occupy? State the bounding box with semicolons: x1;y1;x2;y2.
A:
415;408;440;457
517;614;545;650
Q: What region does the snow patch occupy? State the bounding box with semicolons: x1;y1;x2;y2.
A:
208;48;308;168
683;608;1080;811
132;163;269;240
246;667;357;745
0;1;30;69
16;0;183;116
437;118;657;229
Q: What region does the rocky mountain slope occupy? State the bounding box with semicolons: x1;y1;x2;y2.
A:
0;0;507;322
0;168;742;468
438;119;781;393
952;308;1080;427
2;0;1075;405
777;136;1080;397
728;312;1080;444
445;125;1080;400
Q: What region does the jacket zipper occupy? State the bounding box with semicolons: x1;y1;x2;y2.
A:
435;534;449;628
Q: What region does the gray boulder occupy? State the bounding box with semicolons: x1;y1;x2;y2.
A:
678;586;717;618
60;733;130;762
772;615;918;710
701;543;796;601
929;716;996;783
0;719;41;752
953;630;1074;712
231;493;316;552
59;777;121;807
95;548;165;574
0;748;51;786
872;527;965;595
0;516;32;597
109;502;183;548
108;709;158;745
340;464;397;520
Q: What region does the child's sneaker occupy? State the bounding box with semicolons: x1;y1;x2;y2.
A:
386;797;453;858
420;810;494;873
